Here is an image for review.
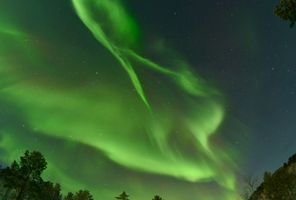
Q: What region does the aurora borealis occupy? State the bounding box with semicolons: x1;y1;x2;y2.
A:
1;0;296;200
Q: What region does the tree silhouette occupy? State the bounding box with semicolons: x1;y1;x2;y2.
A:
287;153;296;165
62;190;94;200
64;192;75;200
241;176;259;200
35;182;62;200
15;150;47;200
249;154;296;200
1;161;20;200
74;190;94;200
0;151;96;200
152;195;163;200
275;0;296;27
115;191;129;200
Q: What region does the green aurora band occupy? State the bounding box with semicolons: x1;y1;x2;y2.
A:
0;0;243;199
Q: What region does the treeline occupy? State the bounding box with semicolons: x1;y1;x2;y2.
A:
247;153;296;200
2;150;296;200
0;151;164;200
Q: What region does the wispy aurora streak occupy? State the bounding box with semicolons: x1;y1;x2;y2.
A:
0;0;242;199
71;0;235;187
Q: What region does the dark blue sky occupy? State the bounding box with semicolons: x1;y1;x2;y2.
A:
128;0;296;175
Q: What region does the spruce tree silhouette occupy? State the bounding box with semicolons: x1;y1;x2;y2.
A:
74;190;94;200
63;190;94;200
152;195;163;200
115;191;130;200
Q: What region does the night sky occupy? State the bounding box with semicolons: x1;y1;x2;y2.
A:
0;0;296;200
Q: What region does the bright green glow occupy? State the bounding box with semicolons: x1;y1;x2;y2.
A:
70;0;235;188
72;0;139;47
71;0;149;108
123;49;220;97
2;81;226;184
0;1;243;200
